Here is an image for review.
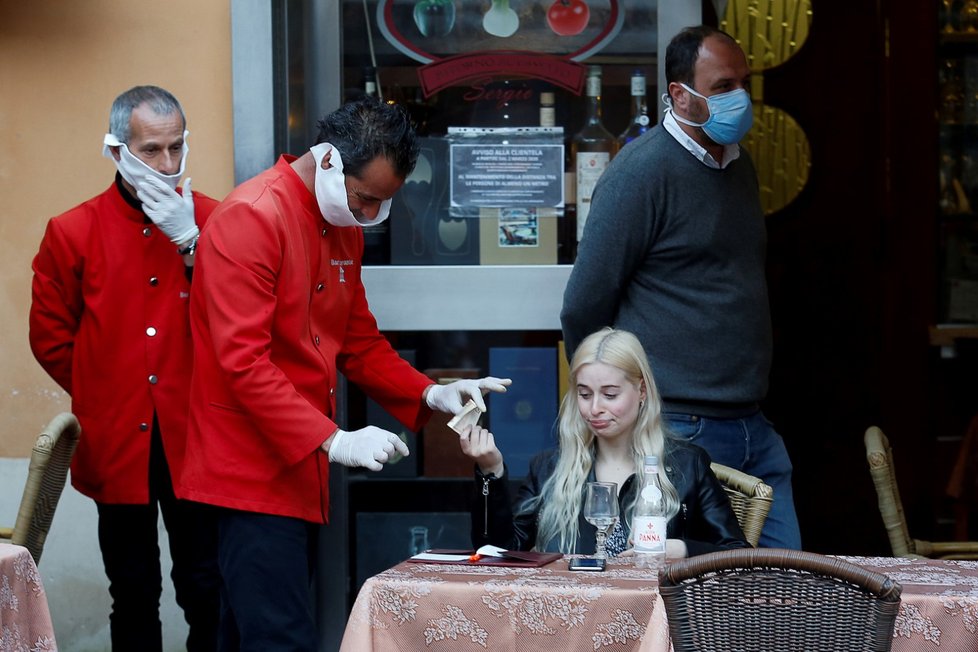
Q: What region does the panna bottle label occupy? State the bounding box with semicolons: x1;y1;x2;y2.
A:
633;515;667;553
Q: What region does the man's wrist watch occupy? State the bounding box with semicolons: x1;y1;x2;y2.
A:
177;235;199;256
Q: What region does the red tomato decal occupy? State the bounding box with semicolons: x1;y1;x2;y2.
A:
547;0;590;37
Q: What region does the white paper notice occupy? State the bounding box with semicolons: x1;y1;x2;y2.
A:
409;553;471;562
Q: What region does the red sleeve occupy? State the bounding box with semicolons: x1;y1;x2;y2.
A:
29;218;83;394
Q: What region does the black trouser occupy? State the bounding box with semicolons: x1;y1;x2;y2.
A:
96;417;221;652
216;508;320;652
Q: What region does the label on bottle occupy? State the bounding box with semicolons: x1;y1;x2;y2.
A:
587;74;601;97
540;106;556;127
630;76;647;97
575;152;610;240
365;81;377;97
632;515;667;553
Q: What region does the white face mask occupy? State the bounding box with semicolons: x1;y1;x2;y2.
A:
311;142;391;228
102;132;188;191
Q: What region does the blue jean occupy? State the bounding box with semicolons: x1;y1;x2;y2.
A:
663;410;802;550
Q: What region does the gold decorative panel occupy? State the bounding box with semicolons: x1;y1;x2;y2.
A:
721;0;813;215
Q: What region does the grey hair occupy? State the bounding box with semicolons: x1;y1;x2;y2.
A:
108;85;186;143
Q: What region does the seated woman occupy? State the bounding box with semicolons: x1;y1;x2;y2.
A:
460;327;750;559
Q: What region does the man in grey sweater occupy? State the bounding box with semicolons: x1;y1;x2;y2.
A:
560;25;801;549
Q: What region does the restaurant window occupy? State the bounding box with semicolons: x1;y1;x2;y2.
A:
270;0;680;266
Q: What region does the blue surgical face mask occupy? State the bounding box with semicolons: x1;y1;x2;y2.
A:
672;83;753;145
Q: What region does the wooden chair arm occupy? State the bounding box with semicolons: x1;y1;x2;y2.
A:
711;463;773;499
915;539;978;559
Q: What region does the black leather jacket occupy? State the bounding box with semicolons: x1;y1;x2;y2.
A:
472;439;750;557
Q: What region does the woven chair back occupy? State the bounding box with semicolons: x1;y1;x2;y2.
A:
864;426;916;557
10;413;81;564
659;548;902;652
709;462;773;547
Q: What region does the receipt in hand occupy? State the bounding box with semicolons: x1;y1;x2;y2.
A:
447;399;484;435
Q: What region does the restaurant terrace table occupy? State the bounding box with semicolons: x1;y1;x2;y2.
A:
0;543;57;651
340;554;978;652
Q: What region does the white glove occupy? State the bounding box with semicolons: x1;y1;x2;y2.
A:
425;376;512;414
136;175;199;245
326;426;410;471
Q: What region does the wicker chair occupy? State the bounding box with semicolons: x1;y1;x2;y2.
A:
864;426;978;559
709;462;773;547
658;548;903;652
0;413;81;565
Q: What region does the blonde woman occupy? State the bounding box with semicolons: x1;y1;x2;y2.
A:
460;328;749;558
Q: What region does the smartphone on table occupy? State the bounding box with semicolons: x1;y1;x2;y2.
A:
568;557;606;571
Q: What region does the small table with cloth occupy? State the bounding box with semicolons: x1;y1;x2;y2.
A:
341;554;978;652
0;543;57;651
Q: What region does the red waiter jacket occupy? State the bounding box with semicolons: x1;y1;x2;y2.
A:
178;156;433;523
29;180;217;503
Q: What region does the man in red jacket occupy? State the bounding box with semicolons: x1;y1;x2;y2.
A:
179;97;509;650
29;85;221;651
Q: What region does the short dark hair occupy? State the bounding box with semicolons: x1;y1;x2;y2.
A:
665;25;738;86
109;85;185;143
314;97;419;180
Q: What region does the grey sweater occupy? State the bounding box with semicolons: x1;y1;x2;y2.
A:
560;125;772;415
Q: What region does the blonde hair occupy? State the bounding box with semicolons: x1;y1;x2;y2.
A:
519;328;681;553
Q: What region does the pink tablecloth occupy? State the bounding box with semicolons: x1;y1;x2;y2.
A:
342;556;659;651
341;554;978;652
838;555;978;651
0;543;57;652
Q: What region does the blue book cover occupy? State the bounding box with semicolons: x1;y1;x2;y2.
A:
488;347;559;478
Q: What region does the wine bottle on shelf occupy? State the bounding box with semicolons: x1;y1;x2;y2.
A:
618;70;651;148
539;91;556;127
570;65;617;248
363;66;378;98
540;89;569;263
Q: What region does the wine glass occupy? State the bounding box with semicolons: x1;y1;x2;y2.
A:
584;481;619;560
